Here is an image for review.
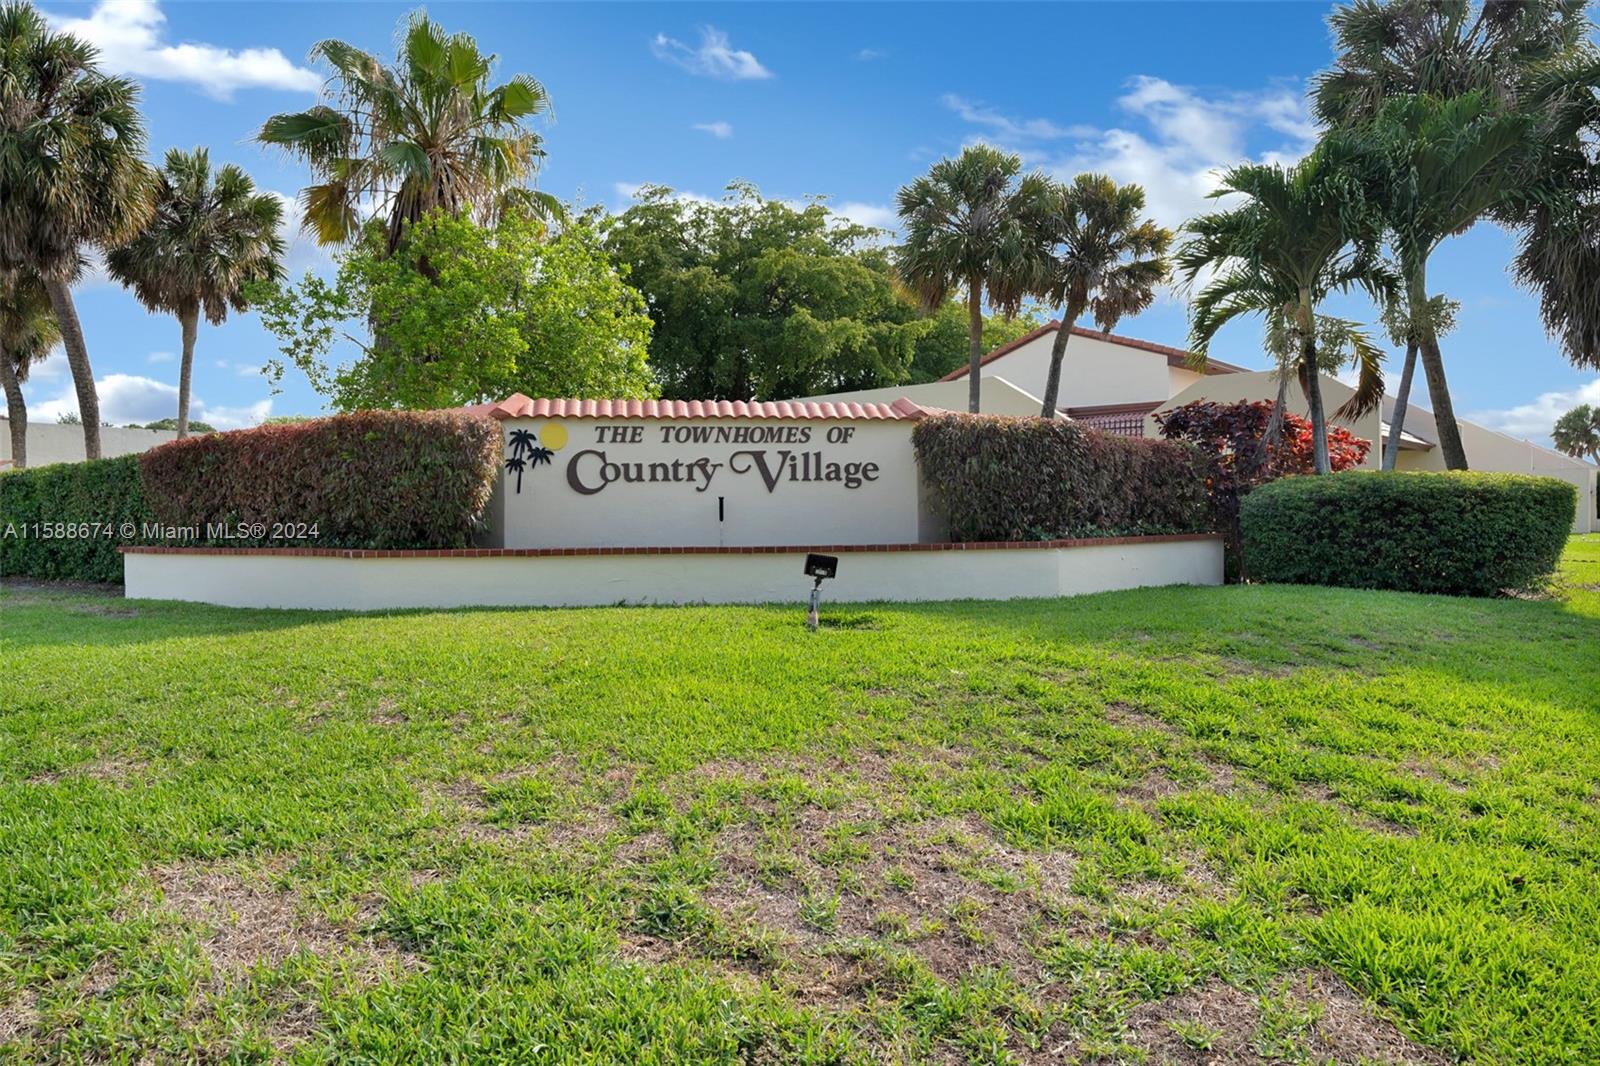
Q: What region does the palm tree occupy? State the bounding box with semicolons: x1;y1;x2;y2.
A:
505;455;527;494
1313;0;1589;127
1315;0;1598;463
1553;403;1600;463
105;149;285;439
1178;144;1391;474
259;12;558;254
0;2;155;460
896;145;1050;413
0;272;59;470
1344;93;1536;470
1032;175;1171;417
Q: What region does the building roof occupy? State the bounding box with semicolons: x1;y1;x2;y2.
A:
468;394;935;422
939;321;1250;381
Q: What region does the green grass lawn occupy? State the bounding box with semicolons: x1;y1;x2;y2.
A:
1;537;1597;1065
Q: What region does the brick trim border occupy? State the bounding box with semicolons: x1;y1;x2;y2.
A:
120;534;1220;559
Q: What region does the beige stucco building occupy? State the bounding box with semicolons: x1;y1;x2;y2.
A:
803;320;1598;533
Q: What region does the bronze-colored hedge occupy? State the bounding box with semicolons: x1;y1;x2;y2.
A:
912;413;1210;541
139;410;501;549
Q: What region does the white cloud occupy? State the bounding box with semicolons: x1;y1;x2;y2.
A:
1468;376;1600;448
43;0;320;100
836;201;898;231
28;372;272;429
612;181;719;210
943;77;1316;233
201;399;273;430
147;351;174;364
941;94;1095;142
692;121;734;139
856;48;886;61
652;27;772;81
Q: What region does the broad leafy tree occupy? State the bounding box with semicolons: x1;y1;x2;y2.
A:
896;146;1050;412
0;271;59;469
907;302;1044;383
259;12;558;253
106;148;285;438
1178;144;1391;474
1553;403;1600;462
0;1;155;459
1032;174;1171;417
252;210;653;410
605;183;927;401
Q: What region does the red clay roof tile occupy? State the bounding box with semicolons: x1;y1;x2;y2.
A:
468;395;935;421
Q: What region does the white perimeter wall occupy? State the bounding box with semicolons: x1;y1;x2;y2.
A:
0;420;175;469
495;417;931;548
124;539;1224;611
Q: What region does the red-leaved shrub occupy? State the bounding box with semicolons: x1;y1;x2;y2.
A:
139;410;501;549
1155;399;1370;577
912;413;1210;541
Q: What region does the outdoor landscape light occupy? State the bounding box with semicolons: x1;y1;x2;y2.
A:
803;553;838;631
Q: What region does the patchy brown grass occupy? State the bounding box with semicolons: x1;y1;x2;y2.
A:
1120;970;1448;1065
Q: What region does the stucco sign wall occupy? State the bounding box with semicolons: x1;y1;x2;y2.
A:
477;395;937;548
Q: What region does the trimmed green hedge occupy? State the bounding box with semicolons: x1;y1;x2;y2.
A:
1240;471;1576;596
139;410;501;550
0;456;155;583
913;413;1210;541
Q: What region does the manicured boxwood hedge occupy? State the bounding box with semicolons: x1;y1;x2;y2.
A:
139;410;501;550
0;455;155;583
1240;470;1576;596
912;413;1210;541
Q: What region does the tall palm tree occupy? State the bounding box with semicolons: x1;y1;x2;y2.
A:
1313;0;1589;127
1315;0;1599;464
0;271;59;470
1032;174;1171;417
1179;144;1391;474
896;145;1050;413
259;12;558;254
1344;92;1536;470
1552;403;1600;463
106;149;285;439
0;2;155;460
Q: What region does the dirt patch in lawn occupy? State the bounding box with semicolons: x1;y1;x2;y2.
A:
137;858;420;1054
0;991;38;1044
150;860;414;979
27;755;150;787
1119;970;1446;1065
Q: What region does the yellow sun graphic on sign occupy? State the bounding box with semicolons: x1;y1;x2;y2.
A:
539;423;568;450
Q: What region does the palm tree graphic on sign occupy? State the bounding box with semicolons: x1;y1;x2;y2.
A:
506;427;558;494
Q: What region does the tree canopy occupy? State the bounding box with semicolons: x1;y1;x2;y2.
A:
252;209;654;410
604;183;929;401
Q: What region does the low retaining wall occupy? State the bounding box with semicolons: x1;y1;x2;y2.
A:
121;535;1223;610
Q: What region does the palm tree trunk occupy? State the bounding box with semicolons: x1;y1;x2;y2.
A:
177;305;199;439
1301;330;1330;476
1039;317;1073;418
0;339;25;470
1382;338;1418;471
1418;333;1468;469
42;278;100;460
966;283;983;414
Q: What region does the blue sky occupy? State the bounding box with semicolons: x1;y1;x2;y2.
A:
21;0;1600;450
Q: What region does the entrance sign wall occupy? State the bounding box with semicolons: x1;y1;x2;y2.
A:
117;394;1226;609
478;395;940;548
